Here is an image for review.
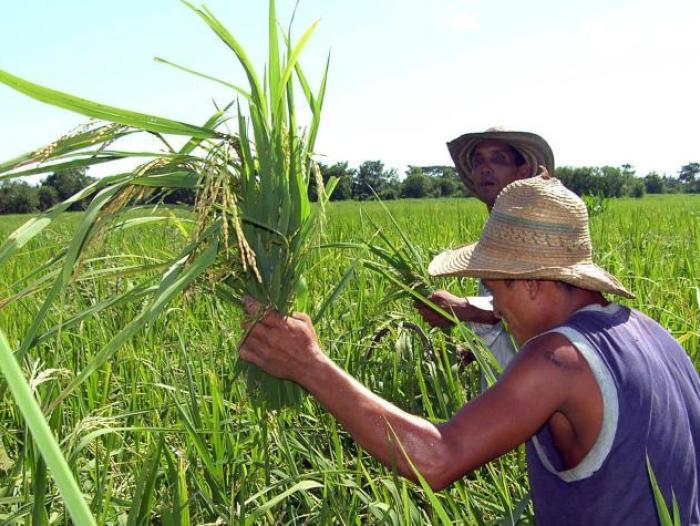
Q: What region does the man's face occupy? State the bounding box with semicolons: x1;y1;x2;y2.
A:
467;140;530;208
482;279;538;345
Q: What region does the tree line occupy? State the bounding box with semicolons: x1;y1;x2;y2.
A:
311;161;700;201
1;161;698;215
0;169;95;214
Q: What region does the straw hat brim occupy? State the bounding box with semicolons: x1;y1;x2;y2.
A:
448;130;555;194
428;242;635;299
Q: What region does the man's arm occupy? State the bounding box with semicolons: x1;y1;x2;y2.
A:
416;290;498;328
239;301;580;490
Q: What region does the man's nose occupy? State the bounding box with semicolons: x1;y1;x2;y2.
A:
478;160;493;174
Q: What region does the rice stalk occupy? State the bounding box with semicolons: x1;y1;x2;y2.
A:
0;0;332;413
0;329;95;524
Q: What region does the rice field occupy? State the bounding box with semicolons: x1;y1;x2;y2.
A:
0;193;698;524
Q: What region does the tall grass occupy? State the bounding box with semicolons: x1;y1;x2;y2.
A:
0;194;697;523
0;0;335;518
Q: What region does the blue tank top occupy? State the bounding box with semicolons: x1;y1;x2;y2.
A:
526;303;700;525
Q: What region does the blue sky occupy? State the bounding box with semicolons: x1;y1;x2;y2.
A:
1;0;698;180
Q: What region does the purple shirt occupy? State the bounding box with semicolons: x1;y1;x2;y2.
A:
526;303;700;525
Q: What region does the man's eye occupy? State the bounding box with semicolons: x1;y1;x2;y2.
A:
493;153;507;163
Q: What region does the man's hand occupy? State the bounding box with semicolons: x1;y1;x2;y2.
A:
415;290;497;327
239;297;328;385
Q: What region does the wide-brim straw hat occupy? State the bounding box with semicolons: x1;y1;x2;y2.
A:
448;127;555;195
428;172;635;299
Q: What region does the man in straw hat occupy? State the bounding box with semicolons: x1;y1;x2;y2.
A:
416;127;555;380
239;174;700;524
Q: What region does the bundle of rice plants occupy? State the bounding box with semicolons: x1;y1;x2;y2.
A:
329;198;502;385
0;0;332;414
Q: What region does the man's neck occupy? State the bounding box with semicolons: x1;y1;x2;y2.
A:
556;290;608;322
523;288;608;345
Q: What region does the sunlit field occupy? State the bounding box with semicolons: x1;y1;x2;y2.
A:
0;194;698;524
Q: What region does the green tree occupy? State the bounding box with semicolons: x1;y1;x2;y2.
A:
556;166;599;195
662;175;683;193
331;171;354;201
38;186;60;210
557;165;638;198
630;178;645;198
0;181;39;214
620;164;638;196
644;172;664;194
353;160;395;200
436;168;464;197
379;168;400;200
309;162;355;201
401;167;432;198
43;167;95;210
425;166;455;196
412;165;465;197
679;162;700;192
600;166;628;197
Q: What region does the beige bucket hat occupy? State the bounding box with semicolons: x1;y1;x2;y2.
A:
428;172;635;299
448;127;555;195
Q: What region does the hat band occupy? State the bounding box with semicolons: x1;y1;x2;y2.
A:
481;211;591;262
490;210;581;234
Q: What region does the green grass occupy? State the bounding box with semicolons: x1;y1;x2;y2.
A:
0;194;698;523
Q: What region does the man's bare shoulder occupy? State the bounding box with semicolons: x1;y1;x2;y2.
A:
518;331;588;373
470;331;589;439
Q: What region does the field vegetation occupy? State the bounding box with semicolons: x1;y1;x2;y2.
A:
0;194;698;524
2;161;700;216
0;1;698;522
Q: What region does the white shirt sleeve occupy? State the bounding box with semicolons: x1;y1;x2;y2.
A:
468;281;519;389
468;320;517;370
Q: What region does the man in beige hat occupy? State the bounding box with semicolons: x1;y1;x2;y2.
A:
239;175;700;524
416;127;555;379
